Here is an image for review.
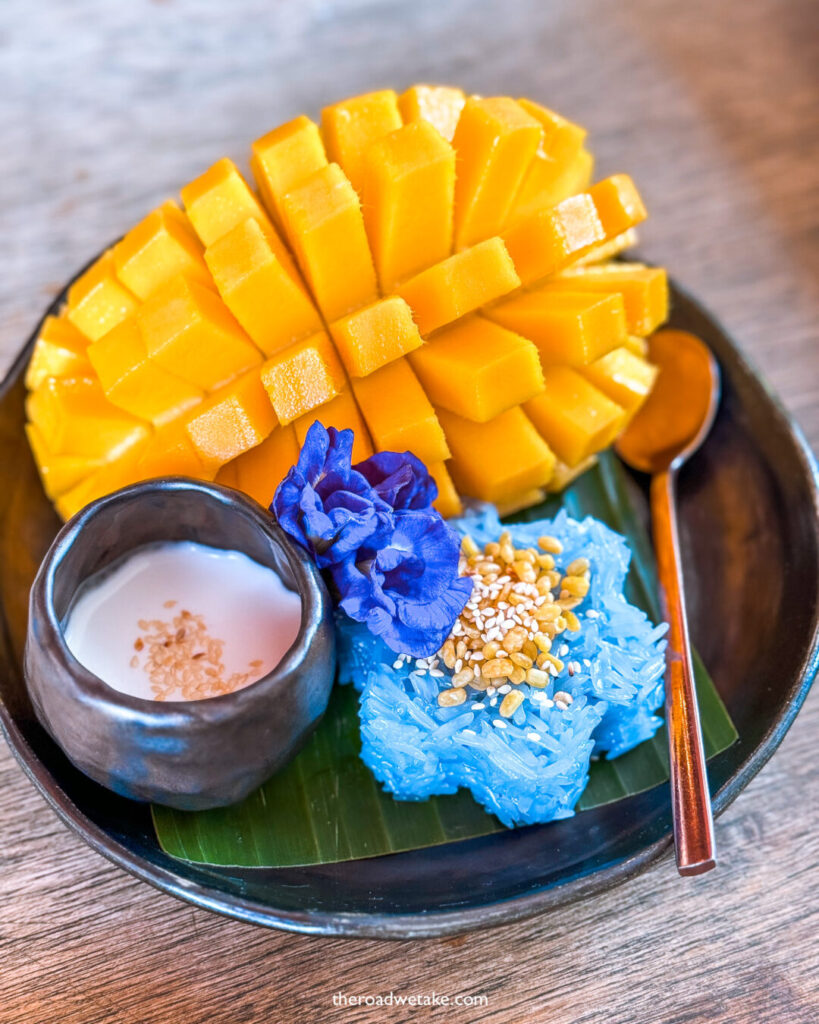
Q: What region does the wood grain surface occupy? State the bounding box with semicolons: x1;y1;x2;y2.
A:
1;1;817;1021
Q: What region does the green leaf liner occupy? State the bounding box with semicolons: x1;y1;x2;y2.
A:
152;452;738;868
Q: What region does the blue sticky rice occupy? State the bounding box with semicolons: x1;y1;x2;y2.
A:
335;502;668;827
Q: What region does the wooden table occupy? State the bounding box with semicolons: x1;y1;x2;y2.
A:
1;1;817;1020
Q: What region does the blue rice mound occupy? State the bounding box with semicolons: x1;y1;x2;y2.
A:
335;503;668;827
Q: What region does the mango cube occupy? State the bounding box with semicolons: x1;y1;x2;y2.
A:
588;175;647;238
137;417;213;481
428;460;463;518
624;334;649;358
26;377;150;460
138;276;262;391
25;316;91;390
321;90;402;194
437;405;556;504
66;251;140;342
495;488;548;518
452;97;542;249
507;100;589;222
361;120;456;292
228;424;301;507
573;228;639;268
56;440;150;522
501;193;605;286
398;85;466;143
25;423;104;499
398;237;520;336
580;347;658;413
113;201;209;300
279;163;378;321
205;217;322;357
181;157;279;250
261;331;347;425
546;455;598;493
185;370;277;471
486;289;627;366
251;116;328;228
351;358;450;465
88;317;203;426
524;367;626;466
545;263;669;336
409;315;543;422
294;389;374;463
330;296;423;378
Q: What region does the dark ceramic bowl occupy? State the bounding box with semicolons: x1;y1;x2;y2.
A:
24;478;336;810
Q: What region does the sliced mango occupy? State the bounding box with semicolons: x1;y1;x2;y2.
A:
544;263;668;337
204;217;322;357
361;120;455;292
26;377;150;460
321;90;402;194
452;97;542;249
137;417;213;481
501;193;605;286
56;439;150;522
409;315;543;422
113;201;209;300
573;227;639;267
546;455;598;493
330;296;423;378
398;85;466;143
261;331;347;425
185;369;277;472
66;251;140;342
351;358;449;466
279;163;379;322
624;334;649;358
229;424;301;507
588;175;647;238
438;405;556;504
251;116;328;228
428;460;463;518
580;347;658;413
495;488;548;518
486;288;627;367
181;157;279;250
524;367;626;466
293;389;373;464
138;275;261;391
397;237;520;335
25;423;104;499
25;316;91;390
87;317;203;426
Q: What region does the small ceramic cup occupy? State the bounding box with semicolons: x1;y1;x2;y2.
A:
25;478;336;810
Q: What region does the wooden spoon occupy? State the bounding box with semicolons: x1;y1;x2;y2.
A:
616;329;721;876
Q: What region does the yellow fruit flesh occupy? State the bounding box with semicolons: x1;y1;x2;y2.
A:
321;90;402;195
138;275;262;391
227;424;301;507
429;460;463;518
409;315;543;422
251;116;328;228
361;120;456;292
502;193;605;286
398;85;466;142
279;163;378;321
294;389;374;464
113;201;209;300
351;358;450;466
579;347;658;413
438;405;556;504
25;316;91;390
261;331;347;425
545;263;668;336
88;317;204;426
524;367;626;466
486;289;627;367
66;251;140;342
397;237;520;335
25;423;105;499
330;296;423;378
204;217;322;357
185;369;277;472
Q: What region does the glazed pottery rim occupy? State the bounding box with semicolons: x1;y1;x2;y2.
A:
0;269;816;939
29;476;324;719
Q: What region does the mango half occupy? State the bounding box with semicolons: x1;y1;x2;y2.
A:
25;87;666;520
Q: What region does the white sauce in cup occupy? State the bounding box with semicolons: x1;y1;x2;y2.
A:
64;542;302;701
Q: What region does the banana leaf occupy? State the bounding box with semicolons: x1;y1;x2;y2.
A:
153;452;737;867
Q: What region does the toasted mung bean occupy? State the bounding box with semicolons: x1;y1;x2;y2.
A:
441;639;456;668
566;557;590;576
499;691;525;718
562;575;590;597
482;641;500;660
510;651;533;669
482;657;515;678
461;535;479;557
533;632;552;653
452;668;474;687
538;535;563;554
527;667;550;688
438;686;467;707
564;610;581;632
509;667;526;685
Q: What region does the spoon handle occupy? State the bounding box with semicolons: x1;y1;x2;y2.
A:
650;468;716;876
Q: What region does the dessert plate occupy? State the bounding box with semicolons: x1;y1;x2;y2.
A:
1;275;817;938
